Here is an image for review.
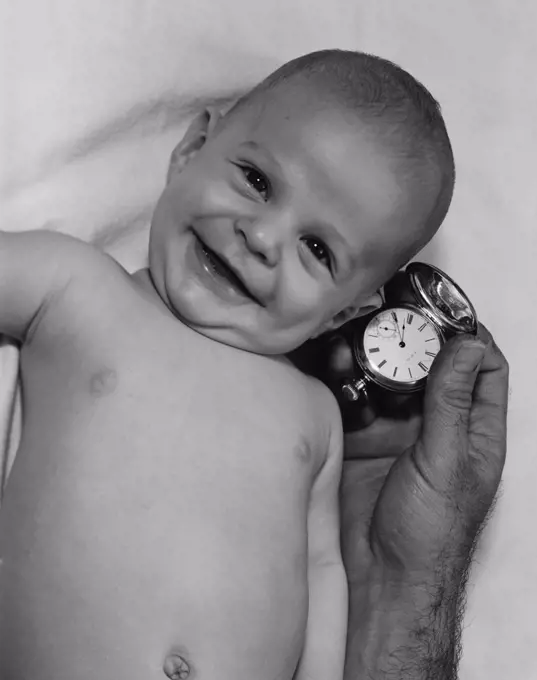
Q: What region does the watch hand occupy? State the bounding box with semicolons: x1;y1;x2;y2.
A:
392;313;403;342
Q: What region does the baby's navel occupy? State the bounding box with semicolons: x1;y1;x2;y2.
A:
89;368;118;397
163;652;191;679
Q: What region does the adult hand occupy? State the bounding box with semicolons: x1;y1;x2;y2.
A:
330;323;508;678
293;322;508;574
334;324;508;579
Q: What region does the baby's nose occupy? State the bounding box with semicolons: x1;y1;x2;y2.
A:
234;217;283;267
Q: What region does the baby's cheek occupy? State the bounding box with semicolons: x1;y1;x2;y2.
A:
280;281;325;322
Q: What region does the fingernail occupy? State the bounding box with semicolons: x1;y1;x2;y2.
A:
454;341;486;373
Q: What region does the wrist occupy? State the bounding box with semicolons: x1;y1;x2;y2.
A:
345;558;466;680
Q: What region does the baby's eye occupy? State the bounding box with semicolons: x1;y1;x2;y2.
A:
303;237;332;271
238;165;270;201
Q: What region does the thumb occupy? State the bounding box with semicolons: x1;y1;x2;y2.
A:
418;335;487;478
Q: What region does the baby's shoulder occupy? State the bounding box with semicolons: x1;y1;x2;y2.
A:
39;230;124;281
13;229;124;293
23;230;131;335
301;371;340;419
307;374;343;452
282;365;343;463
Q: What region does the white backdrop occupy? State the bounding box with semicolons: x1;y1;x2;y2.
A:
1;1;535;677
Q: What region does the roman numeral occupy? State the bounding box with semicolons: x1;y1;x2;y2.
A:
406;313;414;325
425;338;436;342
391;311;398;323
408;368;413;378
418;323;427;332
418;361;428;372
393;367;398;377
378;359;387;368
425;351;437;358
369;347;380;353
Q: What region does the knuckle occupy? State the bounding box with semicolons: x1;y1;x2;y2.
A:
476;322;492;342
500;353;510;372
491;342;509;372
439;384;473;412
476;324;509;369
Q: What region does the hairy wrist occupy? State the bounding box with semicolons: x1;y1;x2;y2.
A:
344;559;469;680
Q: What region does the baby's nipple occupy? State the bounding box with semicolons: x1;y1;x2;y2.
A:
163;652;191;679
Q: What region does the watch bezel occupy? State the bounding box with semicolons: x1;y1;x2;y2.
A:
406;262;478;335
353;303;445;393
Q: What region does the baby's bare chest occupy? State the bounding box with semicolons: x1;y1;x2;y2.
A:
1;312;323;679
8;312;322;563
24;322;317;492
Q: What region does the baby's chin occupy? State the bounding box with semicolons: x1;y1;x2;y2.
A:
146;268;319;355
171;304;314;357
180;320;308;357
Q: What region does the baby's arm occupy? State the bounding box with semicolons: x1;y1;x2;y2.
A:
0;230;105;340
294;388;348;680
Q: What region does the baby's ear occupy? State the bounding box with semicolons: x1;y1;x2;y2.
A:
311;291;384;338
166;107;222;183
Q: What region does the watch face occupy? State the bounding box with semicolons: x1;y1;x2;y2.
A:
360;306;442;389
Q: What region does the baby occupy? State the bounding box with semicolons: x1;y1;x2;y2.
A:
0;50;454;680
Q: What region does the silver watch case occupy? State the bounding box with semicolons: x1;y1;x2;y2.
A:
352;303;445;394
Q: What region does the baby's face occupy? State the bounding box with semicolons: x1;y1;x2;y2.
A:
149;89;422;354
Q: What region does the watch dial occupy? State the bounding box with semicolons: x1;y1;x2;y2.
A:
363;307;442;384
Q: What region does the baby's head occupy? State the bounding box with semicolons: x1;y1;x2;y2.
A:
148;49;455;355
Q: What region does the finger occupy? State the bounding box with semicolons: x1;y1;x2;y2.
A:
340;456;394;576
475;322;493;344
343;411;422;458
466;323;509;452
417;333;487;479
373;390;423;421
342;399;377;434
467;330;509;472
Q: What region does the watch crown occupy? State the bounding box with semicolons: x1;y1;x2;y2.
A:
341;378;367;402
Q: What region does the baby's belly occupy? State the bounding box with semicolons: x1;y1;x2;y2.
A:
0;429;311;680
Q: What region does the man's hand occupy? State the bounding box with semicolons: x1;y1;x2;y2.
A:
369;327;507;576
336;324;508;576
295;322;509;678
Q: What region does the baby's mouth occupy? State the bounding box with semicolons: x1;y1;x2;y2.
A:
199;240;259;304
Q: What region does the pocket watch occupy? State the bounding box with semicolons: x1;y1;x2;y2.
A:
340;262;478;405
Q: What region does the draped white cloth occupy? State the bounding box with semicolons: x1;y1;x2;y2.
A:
1;2;535;677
